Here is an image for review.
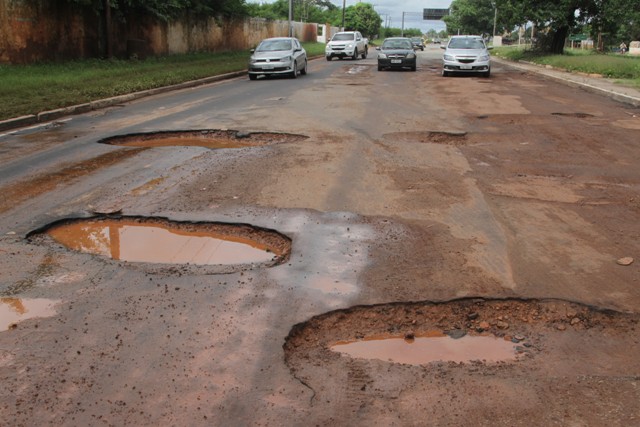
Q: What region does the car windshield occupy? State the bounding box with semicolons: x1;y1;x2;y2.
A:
332;33;355;41
448;38;485;49
382;39;412;49
257;39;292;52
411;38;421;42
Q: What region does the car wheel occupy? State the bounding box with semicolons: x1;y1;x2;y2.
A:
442;69;449;77
352;48;358;60
291;61;298;78
300;60;307;75
483;69;491;78
361;48;367;59
249;74;257;81
326;55;332;61
378;65;383;71
411;65;417;71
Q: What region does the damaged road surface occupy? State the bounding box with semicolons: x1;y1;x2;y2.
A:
1;47;639;426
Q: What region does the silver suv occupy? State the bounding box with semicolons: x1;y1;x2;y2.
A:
440;35;492;77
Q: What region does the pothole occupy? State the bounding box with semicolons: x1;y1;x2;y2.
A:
1;297;61;331
552;112;595;118
29;216;291;274
98;129;308;149
383;131;468;146
285;298;639;372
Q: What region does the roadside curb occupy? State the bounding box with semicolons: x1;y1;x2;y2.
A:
0;70;247;133
492;57;640;108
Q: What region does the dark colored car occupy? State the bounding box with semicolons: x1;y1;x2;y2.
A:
411;37;425;51
376;37;417;72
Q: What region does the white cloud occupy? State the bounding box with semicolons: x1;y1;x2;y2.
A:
247;0;453;34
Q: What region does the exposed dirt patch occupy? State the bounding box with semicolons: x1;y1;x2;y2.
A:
383;131;468;146
98;129;308;149
552;112;596;118
28;215;292;274
0;148;145;214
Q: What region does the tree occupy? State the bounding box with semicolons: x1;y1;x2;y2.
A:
507;0;599;53
493;0;640;53
343;3;382;39
445;0;640;53
246;0;341;26
590;0;640;48
443;0;499;36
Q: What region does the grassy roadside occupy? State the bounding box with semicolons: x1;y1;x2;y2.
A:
0;42;326;122
493;46;640;88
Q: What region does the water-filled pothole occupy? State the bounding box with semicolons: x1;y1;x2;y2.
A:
284;299;640;421
285;298;638;371
30;216;291;272
331;331;519;365
1;298;60;330
99;130;308;149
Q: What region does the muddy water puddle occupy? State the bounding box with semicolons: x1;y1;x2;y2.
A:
99;130;308;149
32;216;291;268
331;331;518;365
285;299;640;373
1;298;60;330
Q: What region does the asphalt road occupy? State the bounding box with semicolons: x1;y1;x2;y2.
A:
1;45;639;425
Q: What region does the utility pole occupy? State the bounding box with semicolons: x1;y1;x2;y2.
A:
492;4;497;37
288;0;293;36
342;0;346;30
401;12;405;37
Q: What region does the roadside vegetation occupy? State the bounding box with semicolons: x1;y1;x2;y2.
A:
0;43;326;122
494;46;640;87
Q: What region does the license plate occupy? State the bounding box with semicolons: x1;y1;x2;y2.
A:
460;65;472;70
262;65;274;70
391;59;402;64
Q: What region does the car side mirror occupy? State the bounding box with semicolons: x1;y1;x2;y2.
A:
376;47;381;51
294;48;301;52
250;49;255;53
487;46;494;50
440;45;446;49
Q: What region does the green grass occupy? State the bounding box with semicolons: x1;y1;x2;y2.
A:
0;42;327;122
493;45;640;86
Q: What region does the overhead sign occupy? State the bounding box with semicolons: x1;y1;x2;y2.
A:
423;8;449;20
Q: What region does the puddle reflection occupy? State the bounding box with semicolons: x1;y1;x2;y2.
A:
46;218;280;266
331;332;518;365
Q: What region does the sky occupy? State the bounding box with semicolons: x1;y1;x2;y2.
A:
247;0;453;34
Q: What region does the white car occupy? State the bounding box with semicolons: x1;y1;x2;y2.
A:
440;35;492;77
325;31;368;60
248;37;307;80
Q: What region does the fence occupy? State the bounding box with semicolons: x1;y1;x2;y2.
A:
0;0;327;64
